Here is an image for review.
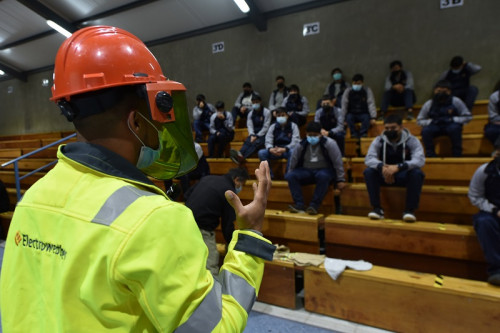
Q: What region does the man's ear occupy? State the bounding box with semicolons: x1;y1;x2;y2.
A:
127;109;140;132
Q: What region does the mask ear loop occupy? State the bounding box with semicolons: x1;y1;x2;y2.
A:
128;111;160;147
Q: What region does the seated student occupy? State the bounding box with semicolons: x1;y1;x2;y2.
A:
320;67;349;108
258;107;300;178
438;55;481;111
380;60;416;120
230;94;272;164
364;114;425;222
484;87;500;147
285;122;346;215
282;84;309;127
341;73;377;138
268;75;289;115
314;94;346;156
468;137;500;286
192;94;216;143
417;80;472;157
231;82;258;123
208;101;234;158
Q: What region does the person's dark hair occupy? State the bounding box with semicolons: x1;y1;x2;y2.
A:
275;107;287;115
330;67;342;75
352;73;364;82
275;75;285;81
251;94;262;101
322;94;332;101
242;82;252;88
390;60;402;69
196;94;206;102
450;56;464;68
384;114;403;125
227;168;249;182
289;84;300;92
306;121;322;133
434;80;452;90
215;101;225;109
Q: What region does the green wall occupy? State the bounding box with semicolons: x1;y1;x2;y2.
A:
0;0;498;136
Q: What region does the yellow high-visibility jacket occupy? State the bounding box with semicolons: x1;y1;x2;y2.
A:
0;142;275;332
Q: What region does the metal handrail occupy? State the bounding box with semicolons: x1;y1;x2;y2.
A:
1;133;77;201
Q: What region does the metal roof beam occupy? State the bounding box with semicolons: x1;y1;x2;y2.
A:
0;62;27;82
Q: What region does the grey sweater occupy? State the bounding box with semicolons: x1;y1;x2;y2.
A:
468;163;498;213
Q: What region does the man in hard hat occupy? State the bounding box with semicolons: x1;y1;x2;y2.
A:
0;26;274;332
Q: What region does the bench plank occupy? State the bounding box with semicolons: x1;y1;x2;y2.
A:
257;260;296;309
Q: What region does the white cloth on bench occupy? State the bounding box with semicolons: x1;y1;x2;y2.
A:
324;258;373;280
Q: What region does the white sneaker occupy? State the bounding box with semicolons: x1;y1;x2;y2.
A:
403;212;416;222
368;208;384;220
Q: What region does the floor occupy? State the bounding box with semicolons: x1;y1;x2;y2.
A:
0;241;391;333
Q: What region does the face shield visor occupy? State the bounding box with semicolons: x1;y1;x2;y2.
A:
139;81;197;180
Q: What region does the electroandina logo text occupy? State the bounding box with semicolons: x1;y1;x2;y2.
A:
15;231;67;260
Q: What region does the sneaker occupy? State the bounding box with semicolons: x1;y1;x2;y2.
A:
306;206;318;215
229;149;243;165
403;212;416;223
368;208;384;220
289;204;305;213
488;273;500;286
406;109;414;120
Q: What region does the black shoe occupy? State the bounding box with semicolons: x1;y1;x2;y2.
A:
289;204;305;213
306;206;318;215
229;149;241;164
368;207;384;220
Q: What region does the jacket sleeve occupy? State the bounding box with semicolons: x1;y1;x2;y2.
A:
488;91;500;123
221;201;236;244
326;138;345;182
193;106;202;121
297;96;309;116
256;109;272;137
333;107;344;134
314;109;321;123
417;100;433;127
365;137;383;169
115;202;275;333
209;114;217;134
234;92;244;108
466;62;482;75
286;123;301;150
384;75;392;91
265;124;275;149
247;111;255;136
405;71;414;90
225;112;235;131
405;136;426;169
468;164;497;213
288;144;302;172
452;97;472;124
341;89;350;118
366;88;377;119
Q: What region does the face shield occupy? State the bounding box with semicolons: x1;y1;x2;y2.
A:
139;81;198;180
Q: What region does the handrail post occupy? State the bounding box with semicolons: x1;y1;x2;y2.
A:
14;161;21;202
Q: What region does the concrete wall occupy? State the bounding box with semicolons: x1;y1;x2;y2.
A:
0;0;498;136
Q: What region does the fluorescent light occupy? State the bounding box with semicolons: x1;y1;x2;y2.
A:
47;20;72;38
0;70;5;76
233;0;250;13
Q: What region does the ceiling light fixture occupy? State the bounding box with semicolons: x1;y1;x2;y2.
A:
47;20;72;38
0;70;4;76
233;0;250;13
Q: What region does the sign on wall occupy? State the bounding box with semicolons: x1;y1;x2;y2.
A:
212;41;225;54
303;22;320;36
440;0;464;9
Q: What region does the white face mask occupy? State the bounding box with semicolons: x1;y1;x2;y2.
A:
128;112;162;170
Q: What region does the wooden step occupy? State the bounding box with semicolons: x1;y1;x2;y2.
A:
0;139;42;149
0;132;63;141
0;149;22;158
21;147;59;159
341;183;476;224
0;170;45;189
324;214;486;280
360;133;493;157
258;260;297;309
0;158;56;171
349;157;490;186
304;265;500;333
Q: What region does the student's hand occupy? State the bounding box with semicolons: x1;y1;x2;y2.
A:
336;182;346;191
250;136;257;143
321;129;329;136
370;119;376;126
240;106;248;113
225;161;272;231
382;165;397;184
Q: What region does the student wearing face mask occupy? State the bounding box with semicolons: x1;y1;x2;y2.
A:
231;82;259;123
468;136;500;286
417;80;472;157
380;60;416;120
438;56;481;111
269;75;289;114
230;94;272;165
207;101;235;157
281;84;310;127
185;168;249;276
286;122;346;215
321;67;349;108
364;114;425;222
341;73;377;139
258;107;301;178
314;94;346;156
484;85;500;148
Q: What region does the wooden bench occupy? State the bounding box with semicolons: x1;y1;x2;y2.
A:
0;132;64;141
0;158;57;171
304;264;500;333
0;139;42;149
207;158;287;179
360;133;493;157
258;260;297;309
324;214;486;280
349;157;490;186
341;183;476;224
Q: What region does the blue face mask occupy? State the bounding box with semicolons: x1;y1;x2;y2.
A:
128;112;162;170
235;185;242;194
276;116;287;125
352;84;362;91
333;73;342;81
252;103;260;110
307;135;320;145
